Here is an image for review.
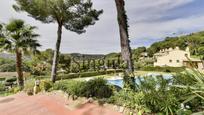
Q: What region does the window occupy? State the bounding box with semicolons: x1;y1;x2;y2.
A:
177;60;180;63
169;60;172;63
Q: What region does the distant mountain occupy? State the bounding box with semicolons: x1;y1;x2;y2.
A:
0;53;31;60
0;53;16;60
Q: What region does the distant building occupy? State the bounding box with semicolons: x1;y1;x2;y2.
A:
154;47;204;70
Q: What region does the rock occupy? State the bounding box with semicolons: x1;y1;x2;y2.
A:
119;106;124;113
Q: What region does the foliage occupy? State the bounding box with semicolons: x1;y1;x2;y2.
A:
5;77;17;83
0;58;16;72
0;77;5;81
0;63;16;72
132;47;147;61
53;78;113;99
23;79;35;93
136;76;180;114
33;49;54;64
141;66;185;73
53;80;86;99
109;90;149;113
198;47;204;59
0;58;30;72
109;75;181;114
26;49;54;75
109;70;204;114
147;31;204;57
123;72;136;90
40;80;53;91
4;76;17;87
0;58;15;65
1;19;41;54
57;69;123;80
0;19;41;87
28;60;50;75
14;0;103;82
105;53;120;60
0;82;6;92
14;0;103;34
9;86;22;94
83;78;113;98
173;70;204;112
58;54;71;73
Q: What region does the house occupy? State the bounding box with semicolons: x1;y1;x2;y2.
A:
154;47;204;70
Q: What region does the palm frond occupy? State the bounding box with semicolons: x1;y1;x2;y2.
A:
173;70;204;103
0;19;41;54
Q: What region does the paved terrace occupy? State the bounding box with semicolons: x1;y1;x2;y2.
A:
0;93;121;115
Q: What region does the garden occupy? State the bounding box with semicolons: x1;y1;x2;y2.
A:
1;68;204;114
0;0;204;115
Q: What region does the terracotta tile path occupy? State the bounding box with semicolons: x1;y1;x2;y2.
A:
0;93;121;115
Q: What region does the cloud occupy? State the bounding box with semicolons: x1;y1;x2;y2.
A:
130;15;204;39
0;0;204;54
126;0;195;23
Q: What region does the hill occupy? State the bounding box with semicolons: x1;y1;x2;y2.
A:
147;31;204;57
105;31;204;61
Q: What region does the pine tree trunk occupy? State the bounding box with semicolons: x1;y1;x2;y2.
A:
115;0;135;90
51;24;62;83
115;0;133;73
16;49;24;87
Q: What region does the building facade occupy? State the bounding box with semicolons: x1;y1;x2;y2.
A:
154;47;204;70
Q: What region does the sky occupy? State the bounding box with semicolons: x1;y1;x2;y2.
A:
0;0;204;54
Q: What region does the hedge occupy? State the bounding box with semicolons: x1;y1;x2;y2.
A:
140;66;185;73
57;69;123;80
0;77;5;81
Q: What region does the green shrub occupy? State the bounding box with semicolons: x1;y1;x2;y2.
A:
82;78;113;98
109;75;180;114
0;82;6;92
0;77;5;81
58;73;80;80
5;77;17;82
53;78;113;99
173;70;204;112
176;109;192;115
141;66;185;73
40;80;53;91
109;90;147;111
9;87;22;94
0;63;16;72
80;71;105;77
137;76;180;114
53;80;86;98
4;77;17;87
24;79;35;92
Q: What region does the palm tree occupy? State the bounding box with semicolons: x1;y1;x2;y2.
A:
0;19;41;87
115;0;135;89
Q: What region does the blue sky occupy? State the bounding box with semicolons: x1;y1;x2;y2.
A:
0;0;204;54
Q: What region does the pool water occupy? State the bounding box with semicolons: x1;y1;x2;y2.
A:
107;73;173;88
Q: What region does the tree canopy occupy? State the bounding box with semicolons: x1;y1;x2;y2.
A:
147;31;204;57
0;19;41;54
13;0;103;34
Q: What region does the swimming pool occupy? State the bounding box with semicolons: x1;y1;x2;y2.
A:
107;73;173;88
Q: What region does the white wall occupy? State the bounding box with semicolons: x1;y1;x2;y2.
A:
154;49;190;67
